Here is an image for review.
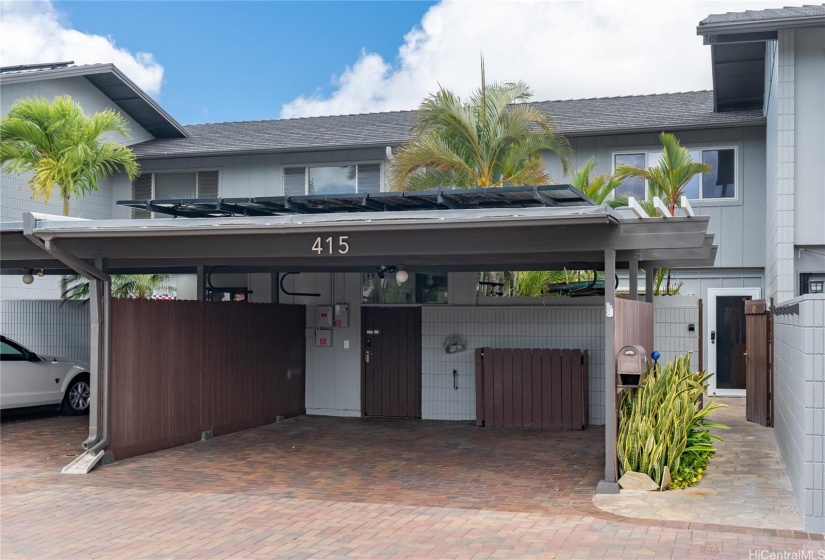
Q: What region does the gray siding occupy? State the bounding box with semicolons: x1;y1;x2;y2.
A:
1;77;153;146
765;33;797;303
0;300;90;362
794;27;825;247
543;127;767;270
115;148;389;218
773;295;825;533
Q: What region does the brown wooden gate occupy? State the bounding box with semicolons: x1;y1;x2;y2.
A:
745;299;773;426
108;300;306;460
474;348;589;430
362;307;422;418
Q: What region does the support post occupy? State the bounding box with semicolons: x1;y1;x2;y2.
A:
645;266;656;303
628;258;639;301
598;248;619;493
196;265;205;301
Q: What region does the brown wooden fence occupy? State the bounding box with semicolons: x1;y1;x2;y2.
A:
614;298;654;357
108;299;305;460
474;348;589;430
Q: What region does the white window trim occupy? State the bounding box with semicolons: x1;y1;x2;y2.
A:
611;146;739;203
282;162;384;195
142;169;221;199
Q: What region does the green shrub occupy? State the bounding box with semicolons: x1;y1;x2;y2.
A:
617;354;728;488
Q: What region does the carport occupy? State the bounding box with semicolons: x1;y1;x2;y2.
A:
0;186;716;491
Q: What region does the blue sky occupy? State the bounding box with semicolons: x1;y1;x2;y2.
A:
53;1;436;124
3;1;796;125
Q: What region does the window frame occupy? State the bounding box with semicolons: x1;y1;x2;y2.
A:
611;145;739;203
282;162;385;195
135;169;221;200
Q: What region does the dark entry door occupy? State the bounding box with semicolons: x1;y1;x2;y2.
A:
362;307;422;418
716;296;750;390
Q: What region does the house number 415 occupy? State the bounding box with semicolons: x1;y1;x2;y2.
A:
312;235;349;255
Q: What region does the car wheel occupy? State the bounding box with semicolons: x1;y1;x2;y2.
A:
61;376;91;415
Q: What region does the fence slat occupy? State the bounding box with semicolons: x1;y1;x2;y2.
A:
531;349;543;429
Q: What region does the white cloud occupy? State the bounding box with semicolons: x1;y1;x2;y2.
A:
281;0;792;119
0;0;163;96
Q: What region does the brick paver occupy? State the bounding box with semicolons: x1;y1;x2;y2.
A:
1;412;822;558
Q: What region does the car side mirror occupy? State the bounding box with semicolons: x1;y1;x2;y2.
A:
26;351;40;362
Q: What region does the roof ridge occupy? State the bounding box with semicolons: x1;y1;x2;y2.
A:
531;90;712;104
185;107;418;128
184;90;714;128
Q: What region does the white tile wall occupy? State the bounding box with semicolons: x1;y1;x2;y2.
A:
774;295;825;533
0;300;90;362
422;305;606;424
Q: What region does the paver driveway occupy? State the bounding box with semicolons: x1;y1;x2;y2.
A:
1;413;822;559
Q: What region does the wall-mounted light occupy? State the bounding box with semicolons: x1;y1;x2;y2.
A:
395;265;408;284
21;269;34;285
37;269;45;277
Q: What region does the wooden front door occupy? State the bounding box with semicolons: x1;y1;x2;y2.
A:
362;307;422;418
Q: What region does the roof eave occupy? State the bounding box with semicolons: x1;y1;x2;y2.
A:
0;63;189;139
697;15;825;36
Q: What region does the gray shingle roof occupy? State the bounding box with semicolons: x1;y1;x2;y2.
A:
700;4;825;25
130;91;765;159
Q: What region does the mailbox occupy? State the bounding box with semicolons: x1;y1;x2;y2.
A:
617;345;647;389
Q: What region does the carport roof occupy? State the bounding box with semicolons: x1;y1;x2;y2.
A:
2;204;717;276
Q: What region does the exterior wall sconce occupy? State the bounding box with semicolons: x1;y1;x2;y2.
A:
376;265;408;284
21;269;34;285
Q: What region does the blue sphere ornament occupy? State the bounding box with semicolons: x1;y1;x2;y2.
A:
651;351;660;363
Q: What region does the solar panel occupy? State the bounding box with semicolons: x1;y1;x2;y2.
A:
117;185;595;218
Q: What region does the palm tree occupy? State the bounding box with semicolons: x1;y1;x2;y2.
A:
614;132;710;216
61;274;175;303
570;156;623;204
0;95;139;216
388;60;572;190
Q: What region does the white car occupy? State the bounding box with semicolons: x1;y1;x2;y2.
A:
0;336;91;415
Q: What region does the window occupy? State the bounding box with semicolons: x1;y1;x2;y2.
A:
362;272;448;304
0;340;27;361
283;164;382;196
613;148;736;200
130;170;219;218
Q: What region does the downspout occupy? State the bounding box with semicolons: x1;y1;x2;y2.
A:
22;213;112;472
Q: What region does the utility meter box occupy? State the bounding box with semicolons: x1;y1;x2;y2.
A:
617;345;647;389
333;304;349;328
316;306;333;328
315;329;333;347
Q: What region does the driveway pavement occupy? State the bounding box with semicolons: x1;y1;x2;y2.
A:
1;413;822;559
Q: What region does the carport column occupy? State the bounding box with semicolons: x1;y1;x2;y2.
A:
628;258;639;301
196;266;205;301
599;248;619;492
645;266;656;303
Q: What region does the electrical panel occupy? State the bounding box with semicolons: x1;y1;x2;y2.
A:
315;329;332;347
316;306;333;328
333;304;350;328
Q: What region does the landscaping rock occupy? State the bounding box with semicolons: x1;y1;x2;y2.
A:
660;466;672;491
618;471;659;492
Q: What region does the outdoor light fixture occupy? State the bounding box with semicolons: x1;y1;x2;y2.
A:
395;266;409;284
376;265;396;279
37;269;45;278
21;269;34;285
